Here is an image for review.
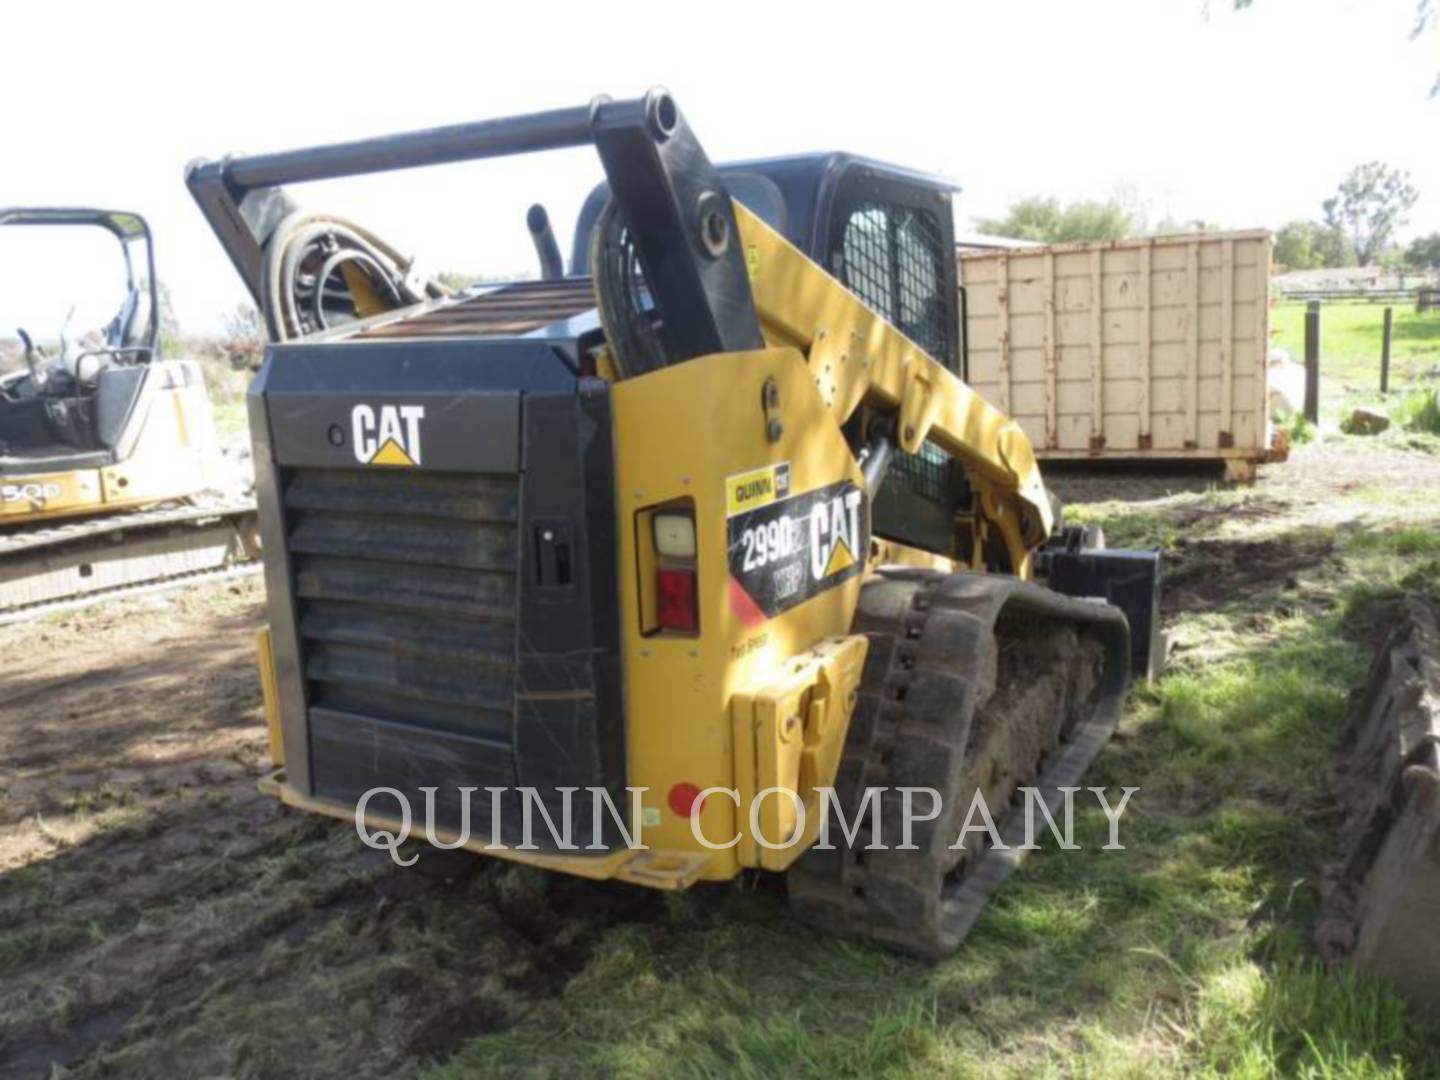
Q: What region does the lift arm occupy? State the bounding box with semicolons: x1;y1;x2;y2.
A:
735;204;1053;569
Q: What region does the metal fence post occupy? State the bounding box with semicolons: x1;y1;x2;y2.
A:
1381;306;1393;395
1304;300;1321;424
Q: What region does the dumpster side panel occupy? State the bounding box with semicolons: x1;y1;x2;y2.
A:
960;230;1272;464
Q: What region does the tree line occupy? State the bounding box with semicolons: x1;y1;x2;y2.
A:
977;162;1436;272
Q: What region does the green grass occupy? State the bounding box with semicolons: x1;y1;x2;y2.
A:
424;471;1440;1078
1270;301;1440;447
191;345;253;438
1391;389;1440;436
1271;300;1440;391
212;400;249;436
1286;411;1318;445
1346;525;1440;558
1196;962;1420;1079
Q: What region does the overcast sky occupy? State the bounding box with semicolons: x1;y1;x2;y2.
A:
2;0;1435;336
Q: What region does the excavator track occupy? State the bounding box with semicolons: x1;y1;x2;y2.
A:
0;497;260;623
787;569;1130;958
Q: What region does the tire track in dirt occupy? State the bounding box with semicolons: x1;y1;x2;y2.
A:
0;581;661;1079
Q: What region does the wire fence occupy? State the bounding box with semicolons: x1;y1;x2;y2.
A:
1277;288;1418;303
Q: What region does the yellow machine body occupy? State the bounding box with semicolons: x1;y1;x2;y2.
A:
256;205;1057;889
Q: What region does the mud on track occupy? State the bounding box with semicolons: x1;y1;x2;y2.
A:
0;582;661;1079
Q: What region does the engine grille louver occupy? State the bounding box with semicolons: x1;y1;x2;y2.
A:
254;338;624;850
282;468;519;742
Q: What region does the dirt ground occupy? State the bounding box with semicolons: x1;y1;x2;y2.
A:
2;441;1438;1077
1044;436;1440;518
0;585;664;1078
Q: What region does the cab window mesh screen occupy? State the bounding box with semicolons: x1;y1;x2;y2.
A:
839;206;894;321
893;439;951;503
837;202;951;366
837;199;956;517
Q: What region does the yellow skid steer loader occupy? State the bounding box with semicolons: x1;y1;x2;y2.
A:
190;91;1160;956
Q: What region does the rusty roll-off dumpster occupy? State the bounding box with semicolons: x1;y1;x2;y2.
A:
959;231;1287;481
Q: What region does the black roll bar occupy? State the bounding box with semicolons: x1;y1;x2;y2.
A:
186;90;763;363
218;103;599;190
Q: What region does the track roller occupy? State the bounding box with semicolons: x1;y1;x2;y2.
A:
787;569;1130;958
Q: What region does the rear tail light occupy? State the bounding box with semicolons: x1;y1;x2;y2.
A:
653;512;697;559
657;567;698;632
639;501;698;636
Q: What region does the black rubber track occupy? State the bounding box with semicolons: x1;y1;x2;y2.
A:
0;496;256;556
0;497;259;619
786;570;1130;958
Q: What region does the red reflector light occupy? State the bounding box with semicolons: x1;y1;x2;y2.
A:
668;782;704;817
657;567;698;632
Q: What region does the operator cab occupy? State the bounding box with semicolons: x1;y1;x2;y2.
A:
572;153;961;373
571;155;966;555
293;155;968;556
0;209;160;473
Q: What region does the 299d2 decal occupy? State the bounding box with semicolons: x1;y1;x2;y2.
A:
726;473;869;621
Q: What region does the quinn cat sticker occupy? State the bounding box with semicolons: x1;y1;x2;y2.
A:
725;461;791;517
726;478;868;622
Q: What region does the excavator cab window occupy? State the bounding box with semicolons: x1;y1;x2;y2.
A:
0;209;161;469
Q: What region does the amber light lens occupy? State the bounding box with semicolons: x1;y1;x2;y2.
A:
657;567;698;632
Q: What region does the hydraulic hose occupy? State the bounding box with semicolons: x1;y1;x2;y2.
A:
589;198;666;378
258;212;445;342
